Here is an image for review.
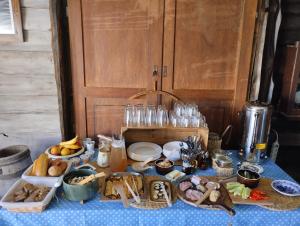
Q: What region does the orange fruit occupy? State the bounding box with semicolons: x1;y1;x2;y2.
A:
50;146;61;155
61;148;71;156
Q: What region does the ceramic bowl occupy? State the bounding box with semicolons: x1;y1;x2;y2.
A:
155;159;174;175
271;180;300;196
162;141;188;161
237;169;260;188
63;169;98;201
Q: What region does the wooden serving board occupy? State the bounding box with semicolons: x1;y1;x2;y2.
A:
226;178;274;206
177;176;234;215
225;178;300;210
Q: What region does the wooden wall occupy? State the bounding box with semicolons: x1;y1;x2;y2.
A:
0;0;61;160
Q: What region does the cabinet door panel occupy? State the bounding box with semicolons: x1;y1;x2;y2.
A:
68;0;164;138
82;0;164;89
86;98;142;137
163;0;257;133
173;0;243;90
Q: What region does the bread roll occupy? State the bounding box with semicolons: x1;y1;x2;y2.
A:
48;165;63;176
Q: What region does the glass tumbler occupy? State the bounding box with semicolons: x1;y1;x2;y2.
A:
134;104;145;126
124;104;134;126
174;102;184;116
145;105;157;126
170;111;177;127
157;105;169;127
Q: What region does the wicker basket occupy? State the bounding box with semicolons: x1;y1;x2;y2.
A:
215;165;234;177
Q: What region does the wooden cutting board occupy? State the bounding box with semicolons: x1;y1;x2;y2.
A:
177;176;235;215
225;178;300;210
226;178;274;206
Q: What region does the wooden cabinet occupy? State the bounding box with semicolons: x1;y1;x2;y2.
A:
279;42;300;118
67;0;258;139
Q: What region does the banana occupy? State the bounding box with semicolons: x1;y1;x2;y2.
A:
61;143;81;150
59;135;78;146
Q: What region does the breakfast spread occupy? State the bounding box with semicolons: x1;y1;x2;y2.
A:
0;131;297;218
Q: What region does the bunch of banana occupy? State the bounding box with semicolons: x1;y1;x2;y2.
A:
50;136;82;156
59;135;81;149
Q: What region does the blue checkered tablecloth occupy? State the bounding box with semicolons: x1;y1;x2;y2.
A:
1;153;300;226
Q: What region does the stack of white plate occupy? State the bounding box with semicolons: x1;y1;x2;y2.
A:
127;142;162;161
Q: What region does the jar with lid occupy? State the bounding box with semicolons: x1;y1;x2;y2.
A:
97;142;111;168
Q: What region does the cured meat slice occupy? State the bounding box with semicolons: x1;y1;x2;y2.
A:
185;189;204;201
179;181;192;191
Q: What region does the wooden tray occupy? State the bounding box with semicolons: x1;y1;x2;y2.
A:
177;176;234;215
226;178;274;206
130;176;177;209
225;177;300;210
99;172;147;202
121;126;209;150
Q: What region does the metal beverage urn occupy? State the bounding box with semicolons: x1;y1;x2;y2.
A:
240;101;272;163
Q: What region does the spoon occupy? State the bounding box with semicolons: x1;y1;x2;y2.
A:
132;157;154;172
141;157;154;167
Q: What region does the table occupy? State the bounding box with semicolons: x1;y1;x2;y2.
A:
1;155;300;226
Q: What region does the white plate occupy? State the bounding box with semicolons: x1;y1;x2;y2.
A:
127;142;162;161
45;147;85;159
271;180;300;197
163;141;188;161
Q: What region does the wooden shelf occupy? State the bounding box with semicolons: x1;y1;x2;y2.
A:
121;126;209;150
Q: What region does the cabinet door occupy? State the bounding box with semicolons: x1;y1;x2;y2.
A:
68;0;164;138
162;0;258;133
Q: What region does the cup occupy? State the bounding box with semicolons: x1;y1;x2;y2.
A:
157;105;169;127
86;140;95;152
145;105;157;126
174;102;184;116
80;154;90;164
178;116;189;127
83;138;92;149
71;157;81;167
124;104;134;126
85;149;95;159
133;104;146;126
190;116;200;127
169;111;177;127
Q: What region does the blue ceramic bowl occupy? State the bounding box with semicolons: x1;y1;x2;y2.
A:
271;180;300;197
63;169;99;201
